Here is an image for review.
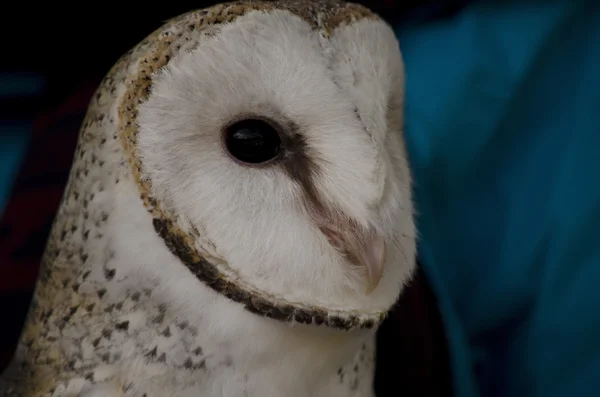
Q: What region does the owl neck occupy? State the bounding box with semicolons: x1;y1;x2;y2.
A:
100;172;378;395
11;149;377;396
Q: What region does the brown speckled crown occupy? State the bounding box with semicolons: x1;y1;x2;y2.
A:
118;0;384;331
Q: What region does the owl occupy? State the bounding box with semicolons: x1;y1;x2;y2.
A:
0;1;415;396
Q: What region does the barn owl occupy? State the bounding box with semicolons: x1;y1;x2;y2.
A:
0;1;415;396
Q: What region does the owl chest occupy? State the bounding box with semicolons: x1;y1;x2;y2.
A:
68;328;376;397
39;288;377;397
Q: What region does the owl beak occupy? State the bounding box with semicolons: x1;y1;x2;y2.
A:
353;231;386;294
319;223;386;294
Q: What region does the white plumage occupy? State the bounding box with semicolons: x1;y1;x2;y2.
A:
0;1;415;396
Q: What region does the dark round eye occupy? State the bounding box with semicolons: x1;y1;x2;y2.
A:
224;119;282;165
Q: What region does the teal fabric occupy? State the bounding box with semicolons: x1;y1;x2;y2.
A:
0;123;31;215
0;72;43;215
396;1;600;396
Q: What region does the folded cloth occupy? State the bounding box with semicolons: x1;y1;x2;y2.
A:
397;1;600;396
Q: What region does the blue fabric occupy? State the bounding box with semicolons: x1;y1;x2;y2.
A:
396;1;600;396
0;123;31;215
0;72;46;98
0;72;44;215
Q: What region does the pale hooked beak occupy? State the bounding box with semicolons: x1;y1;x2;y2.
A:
319;221;387;294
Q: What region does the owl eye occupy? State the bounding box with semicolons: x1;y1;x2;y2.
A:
224;119;283;165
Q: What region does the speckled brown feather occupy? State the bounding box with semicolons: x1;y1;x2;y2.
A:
0;2;381;396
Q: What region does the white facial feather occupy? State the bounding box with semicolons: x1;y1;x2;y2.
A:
137;10;415;314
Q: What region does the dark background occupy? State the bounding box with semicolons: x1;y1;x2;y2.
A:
3;1;468;108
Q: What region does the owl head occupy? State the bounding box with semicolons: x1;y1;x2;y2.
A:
121;1;415;330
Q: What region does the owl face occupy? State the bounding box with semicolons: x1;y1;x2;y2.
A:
135;6;415;321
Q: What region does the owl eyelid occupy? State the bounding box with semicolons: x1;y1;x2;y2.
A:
222;113;286;136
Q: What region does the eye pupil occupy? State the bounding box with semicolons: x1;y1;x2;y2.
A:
224;119;282;164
